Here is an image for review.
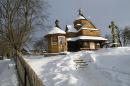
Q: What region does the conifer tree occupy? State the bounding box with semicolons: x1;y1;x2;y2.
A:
109;21;122;47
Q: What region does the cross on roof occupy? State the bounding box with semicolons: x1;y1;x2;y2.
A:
55;20;60;28
79;9;86;19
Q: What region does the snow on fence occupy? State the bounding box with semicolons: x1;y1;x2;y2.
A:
16;53;45;86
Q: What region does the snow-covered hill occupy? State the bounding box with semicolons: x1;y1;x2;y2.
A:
25;47;130;86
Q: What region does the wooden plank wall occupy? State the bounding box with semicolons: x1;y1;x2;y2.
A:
16;54;45;86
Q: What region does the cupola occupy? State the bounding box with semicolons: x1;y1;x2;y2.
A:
74;9;97;30
45;20;67;53
47;20;66;35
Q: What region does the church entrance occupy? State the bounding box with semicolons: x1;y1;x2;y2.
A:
58;36;65;52
90;42;95;50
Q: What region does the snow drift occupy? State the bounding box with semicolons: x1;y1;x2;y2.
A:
25;47;130;86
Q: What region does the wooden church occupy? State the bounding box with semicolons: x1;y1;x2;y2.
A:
45;9;107;53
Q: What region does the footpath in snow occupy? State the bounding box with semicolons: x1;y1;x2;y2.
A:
24;47;130;86
0;59;18;86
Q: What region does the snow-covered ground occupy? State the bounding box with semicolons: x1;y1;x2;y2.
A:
24;47;130;86
0;59;18;86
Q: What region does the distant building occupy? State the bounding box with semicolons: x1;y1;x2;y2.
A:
45;9;107;53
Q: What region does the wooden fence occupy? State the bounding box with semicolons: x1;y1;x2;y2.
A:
16;54;45;86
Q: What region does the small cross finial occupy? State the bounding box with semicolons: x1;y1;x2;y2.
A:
78;9;87;19
55;20;60;28
79;9;83;16
65;25;68;32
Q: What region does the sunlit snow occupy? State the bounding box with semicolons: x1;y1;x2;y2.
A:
25;47;130;86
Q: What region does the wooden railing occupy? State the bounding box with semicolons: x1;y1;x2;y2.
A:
15;54;45;86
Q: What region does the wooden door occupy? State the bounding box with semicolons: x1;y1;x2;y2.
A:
58;36;65;52
90;42;95;50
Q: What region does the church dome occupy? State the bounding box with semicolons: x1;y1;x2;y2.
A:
77;15;86;20
66;25;77;33
48;27;66;34
74;9;97;30
47;20;66;35
76;9;86;20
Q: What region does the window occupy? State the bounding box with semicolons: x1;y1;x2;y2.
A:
58;36;65;45
51;36;58;45
96;43;100;49
83;42;89;48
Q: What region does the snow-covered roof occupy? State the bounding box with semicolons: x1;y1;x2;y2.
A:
77;9;86;20
67;36;107;41
77;15;86;20
78;28;99;32
47;27;66;35
66;25;77;32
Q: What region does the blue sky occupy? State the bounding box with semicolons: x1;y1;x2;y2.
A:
40;0;130;37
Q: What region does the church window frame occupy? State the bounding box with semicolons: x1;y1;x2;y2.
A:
58;36;65;45
51;36;58;45
83;42;90;48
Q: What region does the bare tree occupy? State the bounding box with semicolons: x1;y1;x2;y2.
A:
33;38;47;51
0;0;48;58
